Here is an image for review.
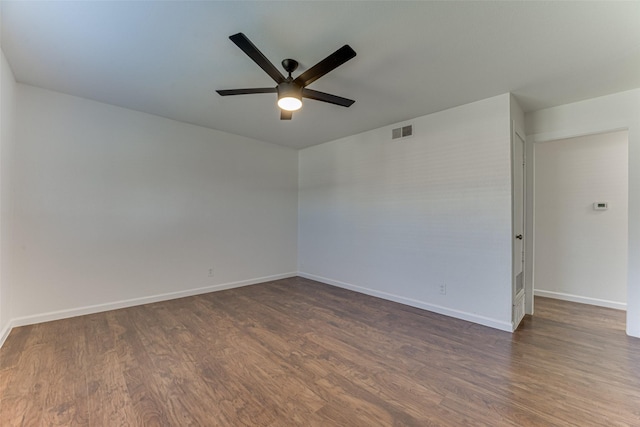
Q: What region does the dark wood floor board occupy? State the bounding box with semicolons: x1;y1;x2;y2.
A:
1;322;59;426
205;306;331;418
238;294;424;378
2;277;640;426
439;347;622;426
41;316;89;426
533;296;627;332
437;393;550;427
247;285;451;379
432;370;590;427
511;343;640;405
312;373;427;427
510;313;640;398
190;286;455;426
282;284;513;373
302;329;445;419
0;324;32;372
108;308;176;426
301;328;432;398
86;349;136;426
413;337;637;426
194;357;282;427
83;311;136;425
161;292;323;426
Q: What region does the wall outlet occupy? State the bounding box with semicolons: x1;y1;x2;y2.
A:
439;283;447;295
208;268;214;277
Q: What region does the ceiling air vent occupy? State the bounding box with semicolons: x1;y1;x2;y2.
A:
392;124;413;140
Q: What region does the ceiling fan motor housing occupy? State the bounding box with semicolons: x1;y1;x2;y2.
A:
277;81;302;99
277;81;303;111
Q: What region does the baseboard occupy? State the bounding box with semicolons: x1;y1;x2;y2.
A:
627;322;640;338
298;272;513;332
534;289;626;311
0;319;14;348
7;272;297;332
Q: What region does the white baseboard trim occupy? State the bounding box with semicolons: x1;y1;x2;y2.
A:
6;272;297;333
0;320;14;348
298;272;514;332
534;289;626;311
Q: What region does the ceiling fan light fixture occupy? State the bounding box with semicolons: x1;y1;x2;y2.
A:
278;96;302;111
277;82;302;111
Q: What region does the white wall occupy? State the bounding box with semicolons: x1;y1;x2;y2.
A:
526;88;640;337
534;131;628;309
10;85;298;324
510;94;525;134
0;49;17;342
299;94;514;331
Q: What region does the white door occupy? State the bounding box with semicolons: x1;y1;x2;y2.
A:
513;126;526;327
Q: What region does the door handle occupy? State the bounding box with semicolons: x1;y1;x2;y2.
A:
515;234;523;240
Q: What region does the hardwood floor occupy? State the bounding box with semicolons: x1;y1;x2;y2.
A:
1;277;639;426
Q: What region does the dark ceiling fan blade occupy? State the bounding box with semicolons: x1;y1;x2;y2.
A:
294;45;356;87
229;33;286;84
302;88;355;107
216;88;277;96
280;110;293;120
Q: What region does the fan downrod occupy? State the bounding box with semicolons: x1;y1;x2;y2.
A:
281;59;299;78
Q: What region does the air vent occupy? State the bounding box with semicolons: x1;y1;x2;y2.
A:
392;124;413;140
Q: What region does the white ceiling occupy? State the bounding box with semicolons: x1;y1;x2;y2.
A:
2;1;639;149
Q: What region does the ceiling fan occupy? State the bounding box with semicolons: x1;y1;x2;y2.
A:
216;33;356;120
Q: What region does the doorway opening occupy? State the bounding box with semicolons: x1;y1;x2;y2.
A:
532;130;629;312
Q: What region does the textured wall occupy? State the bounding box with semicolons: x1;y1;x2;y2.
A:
299;94;513;330
11;85;298;322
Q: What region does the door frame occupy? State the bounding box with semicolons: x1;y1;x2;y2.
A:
525;126;630;319
512;121;527;327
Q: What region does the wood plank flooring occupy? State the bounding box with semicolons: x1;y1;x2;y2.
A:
1;277;639;426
